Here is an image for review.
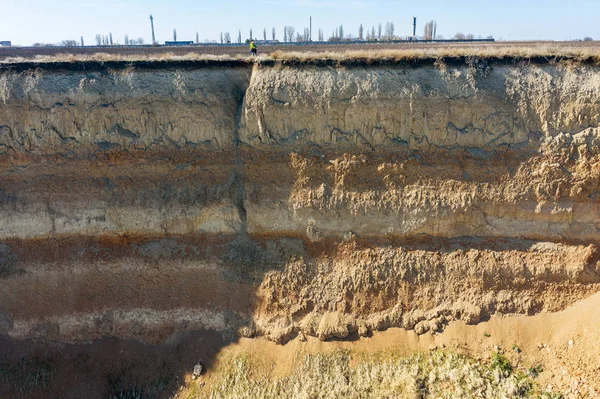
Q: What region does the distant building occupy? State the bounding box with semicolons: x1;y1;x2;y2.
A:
0;41;11;47
164;41;194;46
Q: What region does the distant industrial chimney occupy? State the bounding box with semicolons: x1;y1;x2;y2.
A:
150;14;156;45
413;17;417;38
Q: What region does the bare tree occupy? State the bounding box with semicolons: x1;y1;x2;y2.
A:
249;28;253;40
80;36;84;46
124;35;130;45
358;24;364;40
224;32;231;43
339;25;344;39
263;28;267;41
219;32;222;44
61;40;78;47
109;32;113;45
424;21;436;40
318;28;324;41
378;23;382;39
371;26;376;40
272;27;276;40
384;22;395;40
198;32;201;44
238;30;242;43
137;37;144;45
95;34;102;46
303;27;310;41
283;26;288;42
285;26;296;43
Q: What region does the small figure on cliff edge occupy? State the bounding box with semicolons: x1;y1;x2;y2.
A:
250;40;257;56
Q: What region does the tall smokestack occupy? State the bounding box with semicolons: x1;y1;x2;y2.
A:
150;14;156;45
413;17;416;38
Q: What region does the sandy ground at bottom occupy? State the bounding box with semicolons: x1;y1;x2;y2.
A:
189;291;600;398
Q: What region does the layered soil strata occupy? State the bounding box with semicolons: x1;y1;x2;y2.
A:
1;57;600;397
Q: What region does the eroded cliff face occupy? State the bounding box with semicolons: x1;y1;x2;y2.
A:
1;59;600;350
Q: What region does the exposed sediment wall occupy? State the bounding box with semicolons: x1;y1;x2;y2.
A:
1;59;600;347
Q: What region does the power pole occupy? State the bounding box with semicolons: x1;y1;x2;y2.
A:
413;17;417;38
150;14;156;45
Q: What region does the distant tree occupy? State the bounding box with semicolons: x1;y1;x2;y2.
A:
102;35;109;45
219;32;222;44
238;30;242;43
224;32;231;43
371;26;376;40
318;28;324;41
249;28;253;40
384;22;395;40
358;24;364;40
198;32;201;44
272;27;276;40
424;20;437;40
137;37;144;45
378;23;382;39
283;26;288;42
584;37;594;41
173;29;177;41
263;28;267;41
453;32;474;40
339;25;344;39
285;26;296;43
304;27;310;41
61;40;78;47
95;34;102;46
109;32;113;45
124;35;130;45
80;36;84;46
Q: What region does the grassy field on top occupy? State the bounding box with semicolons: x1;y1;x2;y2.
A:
0;41;599;65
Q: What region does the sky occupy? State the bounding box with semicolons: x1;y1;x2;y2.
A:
1;0;598;46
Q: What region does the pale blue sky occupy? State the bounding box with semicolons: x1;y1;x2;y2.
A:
1;0;598;46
